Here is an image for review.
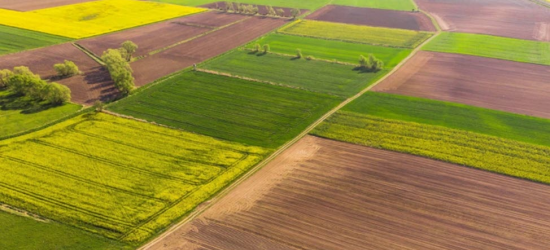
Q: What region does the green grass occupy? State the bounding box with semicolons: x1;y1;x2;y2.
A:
0;90;82;138
313;111;550;185
344;92;550;148
331;0;417;10
422;32;550;65
279;20;433;48
247;33;412;68
0;210;130;250
108;71;341;148
0;25;71;56
0;112;270;242
201;51;386;97
148;0;330;9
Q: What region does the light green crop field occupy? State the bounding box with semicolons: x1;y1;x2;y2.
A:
0;113;270;243
279;20;433;48
331;0;417;10
108;71;341;148
0;211;131;250
201;51;386;97
0;91;82;139
148;0;330;9
312;111;550;185
246;33;412;67
346;92;550;148
0;25;71;56
422;32;550;65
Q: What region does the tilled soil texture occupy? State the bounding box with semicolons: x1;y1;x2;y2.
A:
77;12;248;58
372;51;550;119
0;0;95;11
0;43;117;105
307;5;436;31
131;16;286;86
416;0;550;41
201;2;308;17
144;136;550;250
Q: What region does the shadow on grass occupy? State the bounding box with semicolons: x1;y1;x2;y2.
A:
352;66;381;74
0;91;59;114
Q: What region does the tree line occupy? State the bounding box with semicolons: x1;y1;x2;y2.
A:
218;2;300;18
0;66;71;105
101;40;137;96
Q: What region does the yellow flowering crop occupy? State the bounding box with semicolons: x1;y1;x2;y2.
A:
0;0;206;38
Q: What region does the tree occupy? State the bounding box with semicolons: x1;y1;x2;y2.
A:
226;1;235;12
120;40;138;62
291;8;300;19
296;49;303;59
43;82;71;104
253;43;261;52
263;44;270;54
54;60;80;78
0;69;12;89
359;54;384;72
101;49;135;95
277;8;285;17
266;5;276;16
7;66;42;96
3;66;71;104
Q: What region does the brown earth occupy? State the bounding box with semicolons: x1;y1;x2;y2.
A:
143;136;550;250
201;2;308;17
77;12;248;57
306;5;436;31
372;51;550;119
0;43;117;105
0;0;95;11
416;0;550;41
131;16;286;86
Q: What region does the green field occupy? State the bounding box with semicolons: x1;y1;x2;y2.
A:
0;112;270;242
279;20;433;48
332;0;417;10
201;51;386;97
108;71;341;148
312;111;550;185
422;32;550;65
0;91;82;138
149;0;330;9
0;25;71;55
345;92;550;148
247;33;412;67
0;210;130;250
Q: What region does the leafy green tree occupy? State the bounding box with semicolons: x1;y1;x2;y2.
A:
54;60;80;78
0;69;13;89
101;49;135;95
253;43;261;52
7;66;42;96
263;44;270;54
291;8;300;19
277;8;285;17
120;40;138;62
266;6;276;16
296;49;303;59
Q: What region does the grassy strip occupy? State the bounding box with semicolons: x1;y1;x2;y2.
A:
246;33;412;67
422;32;550;65
0;25;71;55
331;0;417;10
313;111;550;185
279;20;433;48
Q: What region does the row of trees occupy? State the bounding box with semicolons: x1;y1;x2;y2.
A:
0;67;71;104
219;2;300;18
100;40;138;95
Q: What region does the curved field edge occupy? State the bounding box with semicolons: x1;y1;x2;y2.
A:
0;112;272;243
312;111;550;185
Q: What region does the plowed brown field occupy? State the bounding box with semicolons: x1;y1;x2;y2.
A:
416;0;550;41
0;43;116;105
307;5;436;31
0;0;94;11
202;2;308;17
143;136;550;250
131;16;286;86
372;51;550;119
77;12;248;57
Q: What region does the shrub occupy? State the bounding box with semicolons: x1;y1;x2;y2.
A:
0;69;13;89
296;49;303;59
277;8;285;17
359;54;384;72
291;8;300;19
266;5;276;16
263;44;270;53
44;82;71;104
101;49;135;95
306;56;314;61
54;60;80;78
253;43;261;52
120;40;138;62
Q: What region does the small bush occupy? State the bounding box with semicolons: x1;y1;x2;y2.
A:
291;8;300;19
306;56;314;61
263;44;270;54
253;43;261;52
54;60;80;78
277;8;285;17
296;49;303;59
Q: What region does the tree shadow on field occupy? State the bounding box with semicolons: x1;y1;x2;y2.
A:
0;90;57;114
352;66;380;74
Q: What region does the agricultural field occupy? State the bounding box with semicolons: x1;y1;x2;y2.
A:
416;0;550;41
0;210;130;250
279;20;432;48
0;112;270;243
331;0;417;10
201;51;386;97
307;5;435;31
422;32;550;65
0;0;205;38
0;25;71;56
0;0;96;11
108;71;341;148
246;33;411;67
149;0;330;10
350;92;550;148
144;136;550;250
372;51;550;119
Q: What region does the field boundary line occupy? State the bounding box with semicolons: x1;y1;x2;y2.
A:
72;42;105;66
138;27;442;250
420;9;441;31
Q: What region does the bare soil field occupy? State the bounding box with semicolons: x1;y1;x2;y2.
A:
143;136;550;250
0;43;116;105
372;51;550;119
307;5;436;31
131;16;286;86
77;12;248;57
202;2;308;17
0;0;95;11
416;0;550;41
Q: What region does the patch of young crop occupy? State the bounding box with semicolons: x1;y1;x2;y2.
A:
313;111;550;185
279;20;432;48
0;25;71;55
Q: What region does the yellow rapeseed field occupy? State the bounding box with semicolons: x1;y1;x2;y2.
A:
0;0;205;38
